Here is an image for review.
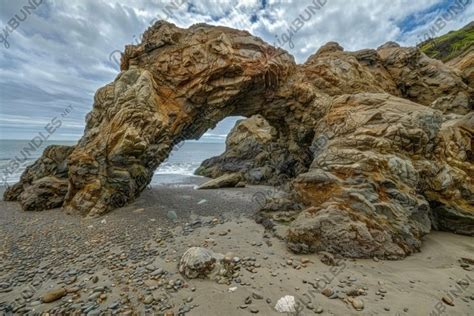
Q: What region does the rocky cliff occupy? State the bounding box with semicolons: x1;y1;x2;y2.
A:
420;21;474;93
4;21;473;259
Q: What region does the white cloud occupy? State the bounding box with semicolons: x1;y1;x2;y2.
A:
0;0;472;140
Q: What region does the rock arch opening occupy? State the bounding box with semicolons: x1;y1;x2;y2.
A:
153;116;242;184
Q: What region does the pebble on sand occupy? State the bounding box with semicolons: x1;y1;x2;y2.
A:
348;297;364;311
41;288;67;303
442;296;454;306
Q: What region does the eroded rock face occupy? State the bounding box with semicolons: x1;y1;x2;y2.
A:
5;21;473;258
196;115;310;184
377;45;472;114
447;49;474;88
288;94;440;258
426;113;474;235
4;145;74;211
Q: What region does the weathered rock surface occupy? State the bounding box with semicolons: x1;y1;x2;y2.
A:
447;48;474;88
196;115;308;184
288;94;441;258
4;145;74;211
427;112;474;235
4;21;473;258
377;44;472;114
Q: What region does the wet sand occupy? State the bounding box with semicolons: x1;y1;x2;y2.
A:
0;178;473;315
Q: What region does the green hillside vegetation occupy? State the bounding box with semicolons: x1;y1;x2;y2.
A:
419;21;474;62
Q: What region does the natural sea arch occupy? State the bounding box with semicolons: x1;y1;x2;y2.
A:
49;21;300;216
5;21;473;259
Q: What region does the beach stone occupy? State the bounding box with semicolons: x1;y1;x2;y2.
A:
321;288;334;298
167;211;178;221
319;251;337;266
274;295;296;313
178;247;229;279
349;297;364;311
197;173;242;190
41;288;66;303
442;296;454;306
143;295;154;304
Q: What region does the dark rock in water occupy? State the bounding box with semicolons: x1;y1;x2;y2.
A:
5;21;473;258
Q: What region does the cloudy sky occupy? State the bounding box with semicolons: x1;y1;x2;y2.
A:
0;0;472;141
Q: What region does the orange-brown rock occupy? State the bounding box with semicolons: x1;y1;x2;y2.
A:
4;21;473;259
447;48;474;88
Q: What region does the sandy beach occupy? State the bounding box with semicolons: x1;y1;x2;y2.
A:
0;177;473;315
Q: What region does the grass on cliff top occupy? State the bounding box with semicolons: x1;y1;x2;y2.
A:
419;23;474;62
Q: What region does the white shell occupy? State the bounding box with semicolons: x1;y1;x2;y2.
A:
274;295;296;313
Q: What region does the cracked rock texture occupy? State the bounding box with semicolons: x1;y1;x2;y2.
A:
5;21;473;258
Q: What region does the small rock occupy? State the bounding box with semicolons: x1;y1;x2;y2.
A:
319;251;337;266
349;297;364;311
41;288;66;303
442;296;454;306
167;210;178;221
274;295;296;313
321;288;334;298
143;295;154;304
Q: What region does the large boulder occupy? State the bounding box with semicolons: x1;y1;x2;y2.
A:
284;93;473;258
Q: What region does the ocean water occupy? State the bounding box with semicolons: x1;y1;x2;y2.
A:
0;139;225;186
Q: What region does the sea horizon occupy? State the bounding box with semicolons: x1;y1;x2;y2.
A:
0;139;226;185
